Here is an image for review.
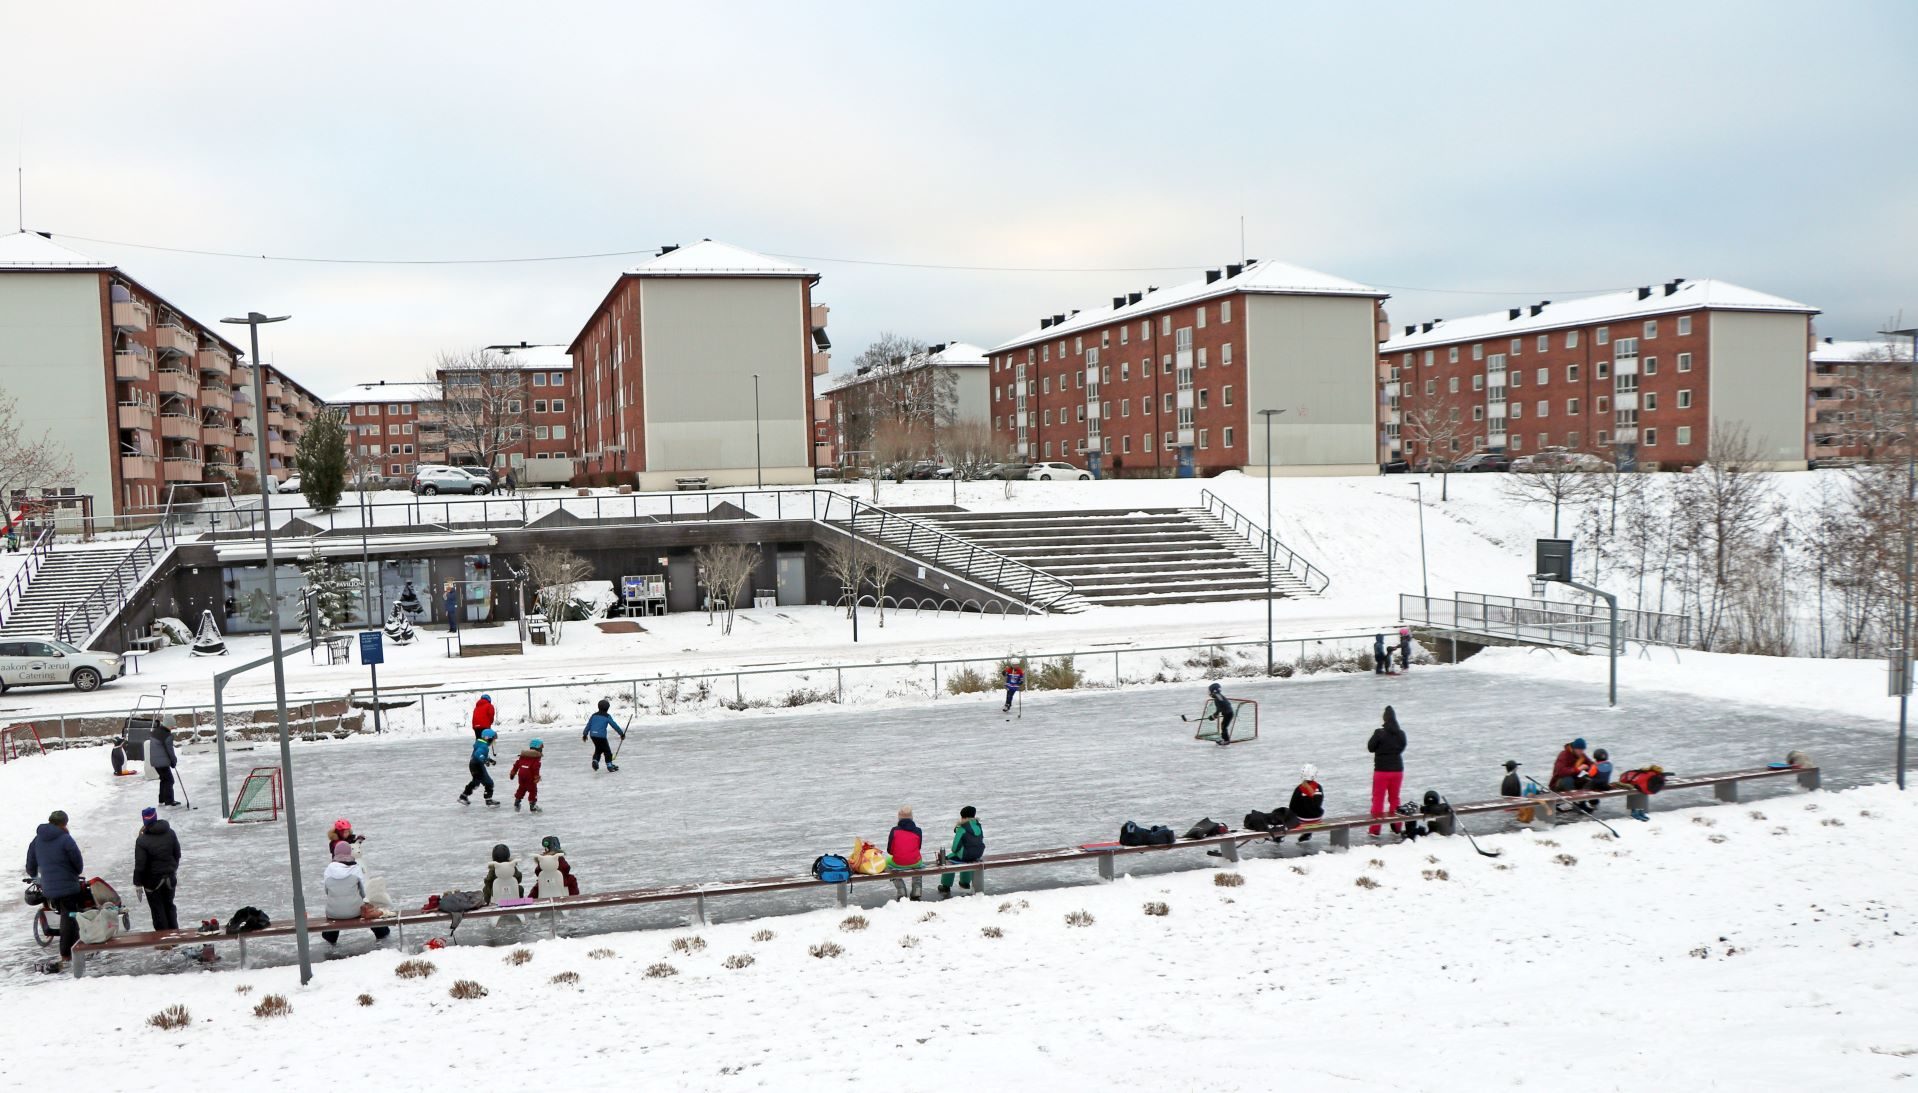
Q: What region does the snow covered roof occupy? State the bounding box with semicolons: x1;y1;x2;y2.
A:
928;341;989;368
486;342;573;371
1809;337;1911;365
627;239;817;280
819;340;992;395
1380;279;1818;353
988;258;1383;355
0;230;114;270
327;380;443;405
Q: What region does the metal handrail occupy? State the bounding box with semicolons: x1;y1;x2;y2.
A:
1398;590;1691;651
50;488;207;646
0;524;56;629
814;493;1077;611
1197;488;1331;594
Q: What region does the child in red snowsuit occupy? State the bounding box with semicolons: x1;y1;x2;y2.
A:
510;740;544;813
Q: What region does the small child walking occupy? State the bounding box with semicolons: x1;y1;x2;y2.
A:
582;699;626;773
510;739;544;812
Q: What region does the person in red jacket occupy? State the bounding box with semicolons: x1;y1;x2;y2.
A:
471;694;496;740
885;806;925;901
510;739;544;813
1551;738;1590;792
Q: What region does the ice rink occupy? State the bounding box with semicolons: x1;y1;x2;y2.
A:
21;663;1890;978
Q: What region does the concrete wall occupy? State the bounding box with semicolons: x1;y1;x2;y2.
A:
1242;294;1380;474
953;366;990;427
1708;311;1813;469
0;273;111;509
639;277;811;487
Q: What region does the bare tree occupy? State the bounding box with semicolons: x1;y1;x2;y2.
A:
694;542;759;635
832;333;959;457
1402;390;1473;500
868;545;903;626
942;419;1000;481
1672;422;1777;650
434;348;530;475
1502;449;1603;537
0;391;76;511
870;418;928;485
521;543;593;643
820;536;873;616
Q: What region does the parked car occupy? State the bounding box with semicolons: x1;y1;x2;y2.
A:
983;462;1031;481
277;474;303;494
411;466;491;495
1413;457;1456;474
1511;447;1613;473
814;466;839;481
904;461;956;480
1027;461;1092;481
1454;452;1512;473
0;638;122;694
1379;459;1410;475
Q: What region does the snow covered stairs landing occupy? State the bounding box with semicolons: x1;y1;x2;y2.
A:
0;543;142;639
913;508;1320;608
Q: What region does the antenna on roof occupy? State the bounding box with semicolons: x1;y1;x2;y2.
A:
1239;215;1245;267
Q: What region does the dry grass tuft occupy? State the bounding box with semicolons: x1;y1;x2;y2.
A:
916;911;939;923
839;915;868;932
751;929;776;943
1692;816;1716;827
723;954;755;970
588;948;616;960
1143;901;1170;917
233;984;253;995
449;979;488;1000
980;926;1004;939
644;962;678;978
394;959;437;980
1422;868;1450;881
1749;811;1768;821
1553;854;1578;866
356;993;374;1007
809;942;844;959
1064;910;1095;927
1354;876;1380;890
252;994;292;1019
147;1005;191;1030
1821;817;1845;828
670;935;706;954
899;934;920;948
1368;858;1386;868
1708;834;1729;844
1289;865;1308;875
504;948;533;966
1591;832;1615;842
1213;872;1245;888
1494;863;1513;871
550;971;580;986
1533;839;1560;848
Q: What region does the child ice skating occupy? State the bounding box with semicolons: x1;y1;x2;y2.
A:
1205;682;1236;745
459;728;500;806
1001;663;1024;714
510;739;544;812
583;699;625;772
471;694;496;739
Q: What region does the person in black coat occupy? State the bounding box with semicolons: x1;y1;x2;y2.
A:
1289;764;1326;842
150;722;180;808
131;806;182;931
1372;633;1391;675
1367;705;1407;836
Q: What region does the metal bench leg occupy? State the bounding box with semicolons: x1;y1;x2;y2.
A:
238;937;248;970
974;866;986;895
545;910;559;939
1330;828;1351;851
71;951;85;978
1220;841;1241;863
1097;855;1115;882
835;882;849;908
1714;781;1739;803
695;893;709;926
1798;768;1821;791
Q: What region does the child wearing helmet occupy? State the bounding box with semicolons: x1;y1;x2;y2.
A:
531;835;579;898
471;694;496;740
482;843;522;905
583;699;625;773
1589;748;1614;791
1289;764;1326;840
459;728;500;806
1205;682;1236;745
511;739;544;813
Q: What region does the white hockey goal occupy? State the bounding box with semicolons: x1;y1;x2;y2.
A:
1192;699;1259;743
229;766;284;823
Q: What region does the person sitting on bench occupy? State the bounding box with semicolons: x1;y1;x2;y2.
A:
1289;765;1325;840
1551;738;1592;792
320;841;389;946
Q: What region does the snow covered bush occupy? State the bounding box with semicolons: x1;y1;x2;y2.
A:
944;666;994;694
899;935;920;948
670;935;706;953
644;962;677;978
147;1005;191;1030
980;926;1004;939
1142;902;1169;917
356;993;374;1007
809;942;844;959
1354;876;1380;890
839;915;868;932
1554;854;1579;866
252;994;292;1019
1032;656;1084;690
588;947;617;960
1213;872;1245;888
394;959;436;979
448;979;488;1000
504;948;532;966
1064;910;1095;927
751;929;776;943
550;971;580;986
723;954;755;970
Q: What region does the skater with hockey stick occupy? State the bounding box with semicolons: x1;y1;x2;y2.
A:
583;699;625;773
1181;683;1237;745
1000;662;1025;716
459;729;501;806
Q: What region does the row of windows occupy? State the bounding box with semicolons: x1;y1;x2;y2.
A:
1403;316;1695;369
1028;427;1237;459
995;344;1235;401
993;304;1237;372
1402;424;1695;457
1416;353;1694;396
995;386;1237;428
353;403;415;416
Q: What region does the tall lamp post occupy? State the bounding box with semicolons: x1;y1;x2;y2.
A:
1412;480;1430;601
222;311;314;984
1883;325;1918;791
751;374;763;489
1258;409;1286;675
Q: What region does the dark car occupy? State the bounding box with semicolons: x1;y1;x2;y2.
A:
1454;452;1511;472
1379;459;1410;475
984;462;1032;480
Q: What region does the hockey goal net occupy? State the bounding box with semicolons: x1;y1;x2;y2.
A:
230;766;284;823
0;724;46;763
1192;699;1259;743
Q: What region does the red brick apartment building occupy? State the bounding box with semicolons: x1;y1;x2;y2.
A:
986;259;1388;476
1807;335;1916;465
1378;279;1818;471
569;240;831;489
0;230;326;512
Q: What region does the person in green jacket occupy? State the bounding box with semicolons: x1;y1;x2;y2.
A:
938;805;984;897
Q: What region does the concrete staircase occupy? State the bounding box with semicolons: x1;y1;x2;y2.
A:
911;508;1320;608
0;545;142;639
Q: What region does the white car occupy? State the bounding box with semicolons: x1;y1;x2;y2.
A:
0;638;122;693
1026;461;1092;481
278;474;303;494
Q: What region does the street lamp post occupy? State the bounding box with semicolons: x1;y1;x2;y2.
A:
1258;409;1286;675
222;311;314;984
1412;480;1430;601
1883;325;1918;791
752;374;763;489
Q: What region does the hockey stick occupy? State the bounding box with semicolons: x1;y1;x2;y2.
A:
173;769;195;811
1433;795;1499;858
1526;776;1619;838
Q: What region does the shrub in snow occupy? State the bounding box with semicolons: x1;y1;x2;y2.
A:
944;666;994;694
147;1005;190;1030
1533;839;1559;848
899;935;920;949
1367;858;1386;868
1289;865;1308;875
588;947;617;960
1554;854;1578;866
1354;876;1380;890
839;915;868;932
252;994;292;1019
783;687;835;707
234;984;254;995
751;929;776;943
1213;872;1245;888
394;960;436;980
1143;901;1170;917
670;935;707;953
1691;817;1716;827
1821;817;1845;827
1422;869;1450;881
1064;910;1095;927
723;954;755;970
449;979;488;1000
356;994;374;1007
1708;834;1729;844
809;942;844;959
505;948;533;966
916;911;938;923
550;971;580;986
1749;811;1768;821
644;962;677;978
1032;656;1084;690
980;926;1004;939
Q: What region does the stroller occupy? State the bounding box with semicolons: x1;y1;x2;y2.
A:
32;877;131;948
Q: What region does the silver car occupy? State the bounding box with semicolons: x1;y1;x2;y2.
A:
0;638;122;693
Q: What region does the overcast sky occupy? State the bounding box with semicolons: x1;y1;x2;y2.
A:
6;1;1914;391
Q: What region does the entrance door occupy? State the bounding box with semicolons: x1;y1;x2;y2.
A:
666;556;698;613
775;551;806;606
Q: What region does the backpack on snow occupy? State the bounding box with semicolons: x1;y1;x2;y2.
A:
224;906;272;935
812;854;851;883
437;890;486;915
1183;818;1228;840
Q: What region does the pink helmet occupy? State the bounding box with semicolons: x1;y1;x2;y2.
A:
332;818;353;834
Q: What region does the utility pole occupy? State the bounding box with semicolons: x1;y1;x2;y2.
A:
1884;325;1918;790
1258;409;1286;675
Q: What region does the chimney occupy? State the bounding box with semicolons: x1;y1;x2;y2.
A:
1404;324;1416;336
1225;263;1243;278
929;343;946;355
658;243;680;255
1824;336;1834;344
1637;286;1652;300
1147;286;1159;294
1421;322;1434;333
1128;292;1142;305
1508;308;1522;320
1040;317;1054;330
1244;258;1258;266
1205;269;1222;284
1113;296;1126;310
1530;301;1550;316
1664;278;1683;296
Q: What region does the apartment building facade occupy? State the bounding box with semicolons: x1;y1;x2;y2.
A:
986;259;1387;476
821;340;991;467
1378;279;1818;471
569;240;830;490
1807;336;1914;465
0;230;324;513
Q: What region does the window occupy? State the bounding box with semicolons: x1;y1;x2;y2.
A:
1162;316;1171;336
1197;389;1209;409
1222;300;1232;323
388;443;400;455
1448;347;1459;363
1100;331;1109;348
1448;377;1459;394
1164;393;1175;413
532;373;548;387
552;399;565;413
1472;343;1484;360
1538;432;1549;447
994;386;1001;402
1510;370;1522;388
1100;401;1109;419
1567;364;1580;383
1511;339;1522;356
401;423;413;435
1221;342;1233;366
1141;321;1150;340
1075;337;1083;354
1143;396;1152;416
1532;367;1547;385
1595;327;1609;346
1043;410;1052;426
1567;398;1580;415
1677;389;1692;409
1222;425;1237;448
1424;379;1436;396
1510;435;1523;451
1198;428;1210;450
553;425;566;440
1536;400;1549;417
1076;405;1085;423
1511;402;1523;419
1643;392;1658;411
1144;433;1153;453
1614;337;1638;358
551;372;565;385
1121;362;1130;382
1677;315;1692;336
1448;407;1461;423
1164;431;1175;448
534;425;549;440
387;403;399;414
1100;365;1110;384
1197;347;1208;369
1223;385;1233;407
1644;356;1658;376
1120;399;1130;418
1566;330;1579;349
1537;334;1549;352
1567;432;1580;448
389;463;401;475
533;400;548;413
1076;372;1083;390
1676;426;1692;445
1644;319;1658;340
1596;395;1610;414
1472;375;1484;392
1597;430;1610;446
1122;435;1132;454
1472;406;1485;422
1163;354;1173;375
387;424;399;435
1596;362;1609;380
1644;428;1658;446
1042;377;1050;395
508;400;522;413
1677;353;1692;373
1044;441;1053;458
1423;350;1434;367
1197;307;1207;329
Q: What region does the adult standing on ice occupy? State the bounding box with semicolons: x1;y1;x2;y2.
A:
24;810;85;970
471;694;496;739
131;806;181;931
1366;706;1407;837
583;698;625;772
150;720;180;808
460;728;501;806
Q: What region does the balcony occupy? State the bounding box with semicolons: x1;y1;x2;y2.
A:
120;454;158;480
117;402;154;431
232;384;253;407
157;368;197;398
1488;431;1508;448
811;350;830;376
202;423;235;448
1612;427;1638;444
1613;391;1638;411
1613;356;1638;376
204;461;234;479
265;409;286;429
199;385;232;413
815;442;837;465
1385;410;1401;425
156;324;198;357
263;377;284;399
159;413;199;440
114;350;151;382
1382;381;1399;397
197;345;232;375
111;298;151;331
269;437;294;458
810;303;829;331
813;397;830;422
162;458;203;483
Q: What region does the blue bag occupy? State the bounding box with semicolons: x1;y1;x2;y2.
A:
812;854;851;883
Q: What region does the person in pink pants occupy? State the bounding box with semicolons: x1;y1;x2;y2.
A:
1368;705;1407;836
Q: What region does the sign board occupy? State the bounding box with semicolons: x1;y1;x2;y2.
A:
359;630;384;666
1534;538;1574;583
1176;444;1195;479
1087;449;1103;480
622;575;648;602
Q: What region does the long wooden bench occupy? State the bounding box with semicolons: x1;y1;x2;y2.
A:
70;762;1821;977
